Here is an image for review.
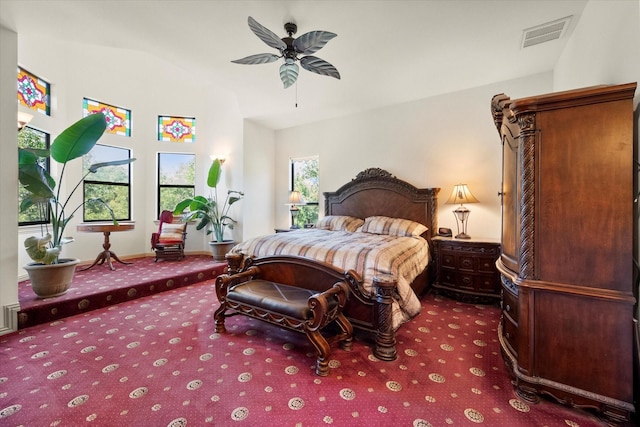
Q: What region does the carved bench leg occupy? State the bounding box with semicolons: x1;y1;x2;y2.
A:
214;274;230;333
374;275;397;361
306;329;332;376
213;305;227;333
335;313;353;351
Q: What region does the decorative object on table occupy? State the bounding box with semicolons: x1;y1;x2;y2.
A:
287;190;305;229
150;210;188;262
438;227;453;237
18;113;136;297
173;158;244;261
445;183;479;239
231;16;340;89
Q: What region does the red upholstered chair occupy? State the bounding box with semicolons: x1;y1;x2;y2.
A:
151;210;188;262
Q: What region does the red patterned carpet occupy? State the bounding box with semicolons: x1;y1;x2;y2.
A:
18;255;227;329
1;278;613;426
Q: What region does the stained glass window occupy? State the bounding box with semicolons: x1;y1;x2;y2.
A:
17;67;50;116
158;116;196;143
83;98;131;136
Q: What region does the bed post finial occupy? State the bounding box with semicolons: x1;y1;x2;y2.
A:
354;168;395;182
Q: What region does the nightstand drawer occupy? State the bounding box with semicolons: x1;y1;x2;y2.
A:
442;253;456;268
477;257;496;273
458;255;475;272
475;274;500;292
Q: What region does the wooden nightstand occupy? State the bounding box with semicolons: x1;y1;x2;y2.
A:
431;236;501;304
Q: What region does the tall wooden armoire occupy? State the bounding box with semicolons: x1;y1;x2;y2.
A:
490;82;637;423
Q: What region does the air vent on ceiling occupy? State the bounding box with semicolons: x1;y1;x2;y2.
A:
521;16;572;48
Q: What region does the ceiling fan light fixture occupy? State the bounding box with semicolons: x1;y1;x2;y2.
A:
232;16;340;89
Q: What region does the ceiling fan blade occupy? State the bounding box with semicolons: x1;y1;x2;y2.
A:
279;62;299;89
248;16;286;51
293;31;337;55
231;53;280;65
300;56;341;79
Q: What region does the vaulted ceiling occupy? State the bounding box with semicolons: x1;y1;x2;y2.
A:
0;0;588;129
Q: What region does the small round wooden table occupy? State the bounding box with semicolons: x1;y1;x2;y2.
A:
77;223;135;271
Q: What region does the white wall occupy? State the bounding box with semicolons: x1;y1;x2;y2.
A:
242;120;276;239
554;0;640;96
0;26;19;333
14;36;245;279
273;73;553;240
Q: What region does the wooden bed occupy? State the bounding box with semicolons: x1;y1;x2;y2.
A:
228;168;440;360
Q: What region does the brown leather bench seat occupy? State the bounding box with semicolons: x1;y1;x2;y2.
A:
227;280;338;320
214;255;356;376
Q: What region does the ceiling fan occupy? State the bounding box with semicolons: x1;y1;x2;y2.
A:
231;16;341;89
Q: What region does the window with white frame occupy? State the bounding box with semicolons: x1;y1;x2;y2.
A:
290;156;319;228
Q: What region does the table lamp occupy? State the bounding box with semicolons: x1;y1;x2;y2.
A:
287;190;305;229
445;184;479;239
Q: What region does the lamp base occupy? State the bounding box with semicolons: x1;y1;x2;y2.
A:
455;232;471;239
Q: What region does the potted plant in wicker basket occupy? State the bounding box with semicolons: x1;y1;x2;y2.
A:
173;158;243;261
19;113;135;297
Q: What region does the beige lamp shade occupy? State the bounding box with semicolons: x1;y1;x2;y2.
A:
288;190;305;205
445;184;479;206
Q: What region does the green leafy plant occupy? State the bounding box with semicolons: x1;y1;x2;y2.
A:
173;158;244;242
19;113;136;264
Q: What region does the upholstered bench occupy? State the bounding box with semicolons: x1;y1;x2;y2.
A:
214;254;357;376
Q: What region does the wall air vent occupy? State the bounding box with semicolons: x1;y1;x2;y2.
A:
521;16;572;48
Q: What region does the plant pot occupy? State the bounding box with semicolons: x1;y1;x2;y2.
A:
23;258;80;298
209;241;236;262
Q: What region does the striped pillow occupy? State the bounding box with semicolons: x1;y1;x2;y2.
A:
316;215;364;232
360;216;427;237
159;222;186;244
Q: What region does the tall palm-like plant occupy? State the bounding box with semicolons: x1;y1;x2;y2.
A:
173;158;243;242
19;113;136;264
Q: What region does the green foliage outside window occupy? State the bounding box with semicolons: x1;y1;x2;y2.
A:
18;126;49;225
158;153;195;216
83;183;129;220
82;145;132;221
160;187;194;214
291;157;319;227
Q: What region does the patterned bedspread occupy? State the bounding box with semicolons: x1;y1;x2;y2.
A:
230;229;429;329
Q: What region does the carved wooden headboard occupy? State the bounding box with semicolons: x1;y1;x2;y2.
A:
323;168;440;241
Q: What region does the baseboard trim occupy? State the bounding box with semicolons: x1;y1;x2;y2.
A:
1;302;20;336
